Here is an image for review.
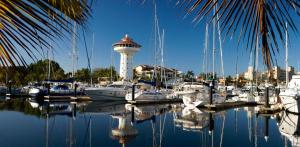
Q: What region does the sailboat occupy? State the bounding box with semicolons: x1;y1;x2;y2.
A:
125;3;170;102
181;4;226;108
279;23;300;113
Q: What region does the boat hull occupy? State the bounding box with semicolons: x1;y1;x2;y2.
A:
125;91;167;102
85;88;126;101
280;94;300;114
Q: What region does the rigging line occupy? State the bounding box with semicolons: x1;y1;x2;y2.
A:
216;2;225;80
81;27;91;72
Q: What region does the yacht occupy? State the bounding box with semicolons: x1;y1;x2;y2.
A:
85;81;131;101
280;75;300;113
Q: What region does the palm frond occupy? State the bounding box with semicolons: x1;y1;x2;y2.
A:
0;0;92;67
177;0;300;70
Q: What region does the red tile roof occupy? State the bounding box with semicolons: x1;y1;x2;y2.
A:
113;34;141;48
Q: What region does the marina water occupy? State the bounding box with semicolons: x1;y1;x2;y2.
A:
0;98;293;147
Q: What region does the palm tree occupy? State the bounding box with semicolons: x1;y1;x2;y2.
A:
0;0;91;67
176;0;300;71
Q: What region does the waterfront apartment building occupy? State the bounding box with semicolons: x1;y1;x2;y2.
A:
134;65;180;81
243;65;295;82
268;66;295;81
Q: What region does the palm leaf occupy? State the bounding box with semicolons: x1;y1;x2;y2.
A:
176;0;300;70
0;0;92;67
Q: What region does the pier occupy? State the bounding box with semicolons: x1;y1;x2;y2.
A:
199;101;258;112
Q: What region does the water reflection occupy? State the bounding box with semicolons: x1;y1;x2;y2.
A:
0;97;299;147
174;107;209;132
278;112;300;147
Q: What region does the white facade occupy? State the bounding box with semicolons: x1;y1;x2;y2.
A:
113;35;141;81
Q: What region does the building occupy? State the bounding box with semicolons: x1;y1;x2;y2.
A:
243;65;295;82
113;34;141;81
269;66;295;81
244;66;255;80
134;65;180;81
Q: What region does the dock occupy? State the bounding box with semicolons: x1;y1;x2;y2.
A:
257;103;283;115
199;101;258;112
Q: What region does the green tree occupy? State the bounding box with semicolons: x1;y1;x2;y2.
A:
75;68;90;82
0;67;28;86
225;76;233;86
25;59;66;82
184;70;195;81
92;66;118;83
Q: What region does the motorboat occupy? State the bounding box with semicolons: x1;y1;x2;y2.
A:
28;83;46;97
280;75;300;113
85;81;131;101
182;90;225;109
172;82;209;98
125;81;173;102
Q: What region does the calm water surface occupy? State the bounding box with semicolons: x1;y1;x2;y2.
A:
0;98;296;147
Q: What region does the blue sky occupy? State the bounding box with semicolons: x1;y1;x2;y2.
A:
48;0;300;76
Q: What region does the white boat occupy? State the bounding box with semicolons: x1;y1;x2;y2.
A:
280;75;300;113
172;82;208;98
85;81;131;101
182;90;225;109
50;85;73;95
278;112;300;147
28;83;46;97
125;89;167;102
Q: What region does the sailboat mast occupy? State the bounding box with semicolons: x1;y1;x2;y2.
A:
212;0;216;79
72;22;77;78
90;33;95;85
255;35;259;86
216;2;225;81
48;44;51;80
160;29;164;83
204;23;209;80
285;22;289;87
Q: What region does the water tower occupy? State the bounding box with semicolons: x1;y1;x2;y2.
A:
113;34;141;81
